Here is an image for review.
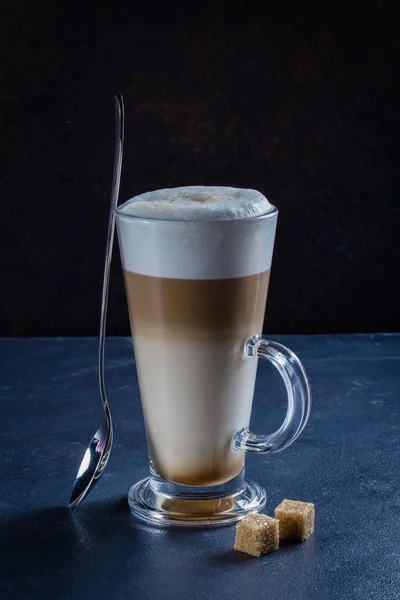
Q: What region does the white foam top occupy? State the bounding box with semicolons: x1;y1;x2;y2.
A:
118;186;273;221
116;186;277;279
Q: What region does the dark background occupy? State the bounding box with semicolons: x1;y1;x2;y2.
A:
1;1;399;336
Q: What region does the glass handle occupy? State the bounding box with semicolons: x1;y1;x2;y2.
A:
237;335;311;453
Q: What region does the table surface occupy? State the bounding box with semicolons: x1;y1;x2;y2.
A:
1;335;400;600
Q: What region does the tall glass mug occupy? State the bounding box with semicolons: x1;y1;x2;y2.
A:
116;187;311;526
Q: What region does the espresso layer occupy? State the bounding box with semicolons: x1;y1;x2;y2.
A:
123;269;270;339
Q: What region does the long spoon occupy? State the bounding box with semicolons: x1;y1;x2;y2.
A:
69;93;124;509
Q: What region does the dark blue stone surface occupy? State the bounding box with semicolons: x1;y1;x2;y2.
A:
1;335;400;599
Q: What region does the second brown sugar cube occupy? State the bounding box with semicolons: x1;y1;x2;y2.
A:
274;499;315;541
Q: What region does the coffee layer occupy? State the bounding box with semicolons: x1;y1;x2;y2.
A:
123;270;270;339
124;269;270;486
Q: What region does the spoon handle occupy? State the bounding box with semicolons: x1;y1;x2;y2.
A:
98;94;124;415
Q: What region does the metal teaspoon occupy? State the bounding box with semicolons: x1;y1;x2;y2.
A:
69;93;124;509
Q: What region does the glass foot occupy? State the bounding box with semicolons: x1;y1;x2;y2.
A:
128;477;266;527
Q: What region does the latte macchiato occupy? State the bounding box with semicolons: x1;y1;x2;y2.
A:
117;187;276;487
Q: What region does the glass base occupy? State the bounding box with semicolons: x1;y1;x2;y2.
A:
128;471;266;527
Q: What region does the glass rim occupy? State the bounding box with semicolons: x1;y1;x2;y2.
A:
115;203;278;226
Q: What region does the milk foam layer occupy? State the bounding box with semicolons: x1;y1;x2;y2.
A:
116;186;277;279
118;186;273;221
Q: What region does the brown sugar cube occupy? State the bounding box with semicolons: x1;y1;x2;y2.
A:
274;499;315;541
234;514;279;557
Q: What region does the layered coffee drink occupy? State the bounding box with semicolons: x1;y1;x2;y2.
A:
117;187;276;487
